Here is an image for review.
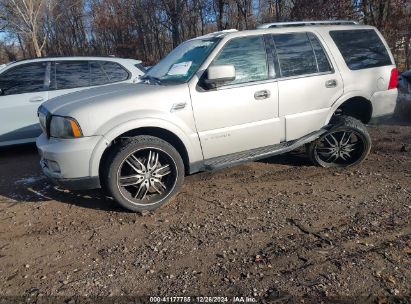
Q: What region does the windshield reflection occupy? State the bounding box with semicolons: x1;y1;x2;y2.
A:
144;38;221;84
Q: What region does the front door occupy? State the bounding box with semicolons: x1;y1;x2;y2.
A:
190;35;283;160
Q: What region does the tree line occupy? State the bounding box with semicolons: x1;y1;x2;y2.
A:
0;0;410;70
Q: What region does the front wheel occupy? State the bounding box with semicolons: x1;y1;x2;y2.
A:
307;115;371;168
102;136;184;212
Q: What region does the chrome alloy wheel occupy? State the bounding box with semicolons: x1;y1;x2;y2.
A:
314;130;366;166
116;148;178;205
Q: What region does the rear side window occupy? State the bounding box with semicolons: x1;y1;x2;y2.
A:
308;33;332;73
90;61;110;86
0;62;47;96
55;61;90;89
52;60;129;90
273;32;331;78
99;61;129;83
135;63;146;73
330;29;392;70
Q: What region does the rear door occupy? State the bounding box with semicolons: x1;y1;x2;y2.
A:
0;62;49;145
272;32;344;141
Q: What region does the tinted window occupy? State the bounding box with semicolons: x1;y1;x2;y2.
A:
0;63;46;96
308;33;332;73
330;29;392;70
273;33;318;77
99;61;129;82
55;61;90;89
211;36;268;85
90;61;110;86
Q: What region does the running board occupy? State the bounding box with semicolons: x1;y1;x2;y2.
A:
202;129;328;171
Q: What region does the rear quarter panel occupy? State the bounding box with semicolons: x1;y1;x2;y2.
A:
318;26;397;119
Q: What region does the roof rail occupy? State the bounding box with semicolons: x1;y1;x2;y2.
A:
257;20;359;29
6;55;142;65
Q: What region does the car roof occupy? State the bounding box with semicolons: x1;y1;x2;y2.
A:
257;20;359;28
192;22;376;41
225;24;376;39
7;56;142;66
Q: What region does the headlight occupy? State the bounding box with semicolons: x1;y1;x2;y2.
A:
38;105;49;135
50;116;83;138
38;111;47;134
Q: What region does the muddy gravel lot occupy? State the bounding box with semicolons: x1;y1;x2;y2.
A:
0;123;410;303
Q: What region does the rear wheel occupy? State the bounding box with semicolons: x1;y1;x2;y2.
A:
308;115;371;168
102;136;184;212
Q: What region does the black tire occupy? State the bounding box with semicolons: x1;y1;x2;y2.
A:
101;135;184;212
307;115;371;168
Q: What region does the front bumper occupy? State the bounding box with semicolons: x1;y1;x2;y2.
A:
36;133;103;190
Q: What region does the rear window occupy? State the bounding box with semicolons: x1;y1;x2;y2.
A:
330;29;392;70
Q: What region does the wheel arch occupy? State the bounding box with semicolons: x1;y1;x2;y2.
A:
326;93;373;125
90;119;201;178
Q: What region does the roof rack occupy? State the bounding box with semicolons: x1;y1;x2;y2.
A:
192;29;238;40
257;20;358;29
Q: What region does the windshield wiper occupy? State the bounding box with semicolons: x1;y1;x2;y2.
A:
140;75;163;85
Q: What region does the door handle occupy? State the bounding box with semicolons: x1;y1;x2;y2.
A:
325;79;337;88
30;96;45;102
254;90;271;100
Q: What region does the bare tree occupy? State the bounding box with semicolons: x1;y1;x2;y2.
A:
0;0;409;69
0;0;56;57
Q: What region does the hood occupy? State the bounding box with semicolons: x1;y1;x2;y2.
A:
42;82;192;136
43;83;167;114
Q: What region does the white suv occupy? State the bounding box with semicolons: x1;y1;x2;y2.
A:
36;21;398;212
0;57;145;146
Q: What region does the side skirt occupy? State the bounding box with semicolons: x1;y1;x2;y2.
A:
189;128;328;173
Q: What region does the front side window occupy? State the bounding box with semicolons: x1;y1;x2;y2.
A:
0;62;47;96
273;33;318;77
330;29;392;70
55;61;90;90
211;35;268;85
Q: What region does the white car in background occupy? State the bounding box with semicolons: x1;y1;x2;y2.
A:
0;57;145;147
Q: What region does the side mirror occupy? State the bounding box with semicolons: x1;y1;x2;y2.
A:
206;65;236;84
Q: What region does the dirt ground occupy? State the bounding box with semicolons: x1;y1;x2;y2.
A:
0;123;410;303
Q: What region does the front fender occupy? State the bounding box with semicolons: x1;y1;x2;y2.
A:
89;117;203;177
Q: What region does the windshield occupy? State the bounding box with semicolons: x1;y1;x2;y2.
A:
143;38;221;84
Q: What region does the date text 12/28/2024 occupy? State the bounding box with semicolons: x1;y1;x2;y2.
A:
149;296;257;303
